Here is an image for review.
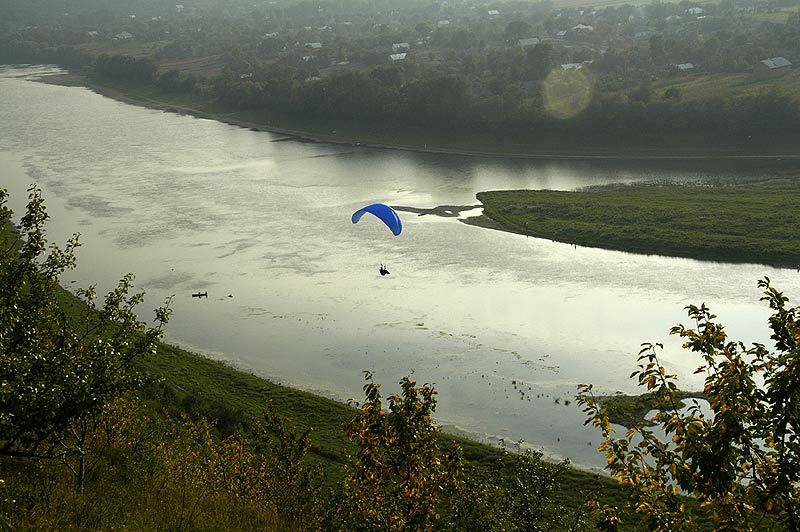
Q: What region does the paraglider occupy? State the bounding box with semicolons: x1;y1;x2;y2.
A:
351;203;402;236
352;203;402;276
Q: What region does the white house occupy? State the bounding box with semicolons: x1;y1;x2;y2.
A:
175;4;184;10
675;63;694;71
686;7;704;15
487;9;500;15
438;20;450;27
306;42;322;49
389;52;407;62
572;24;594;31
392;42;410;52
114;31;133;40
518;37;540;47
561;60;592;70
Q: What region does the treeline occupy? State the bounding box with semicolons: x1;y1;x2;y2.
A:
0;36;93;68
210;67;800;139
94;54;157;83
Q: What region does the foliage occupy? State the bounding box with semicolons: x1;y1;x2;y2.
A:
0;399;319;531
94;54;157;84
132;406;325;531
577;278;800;531
337;373;463;532
447;441;585;532
0;186;171;489
337;373;583;531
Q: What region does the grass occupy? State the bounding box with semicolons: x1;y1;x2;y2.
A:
656;70;800;104
747;6;800;24
597;390;707;429
469;186;800;269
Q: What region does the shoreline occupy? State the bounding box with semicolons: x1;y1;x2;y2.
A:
30;68;800;161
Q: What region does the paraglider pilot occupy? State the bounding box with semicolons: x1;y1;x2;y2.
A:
379;264;390;276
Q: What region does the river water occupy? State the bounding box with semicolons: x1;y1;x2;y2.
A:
2;65;799;470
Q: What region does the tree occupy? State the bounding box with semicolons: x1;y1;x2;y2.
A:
663;87;682;101
629;79;654;103
404;75;471;129
448;441;583;532
0;186;171;490
525;41;555;81
505;21;533;42
649;34;665;60
338;373;462;532
578;278;800;531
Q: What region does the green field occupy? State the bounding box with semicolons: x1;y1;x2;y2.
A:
656;69;800;104
470;186;800;269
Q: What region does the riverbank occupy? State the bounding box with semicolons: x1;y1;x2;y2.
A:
465;186;800;270
30;68;800;160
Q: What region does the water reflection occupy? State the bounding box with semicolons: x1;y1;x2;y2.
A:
2;66;799;470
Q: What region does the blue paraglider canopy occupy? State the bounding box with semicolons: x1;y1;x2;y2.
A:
351;203;402;236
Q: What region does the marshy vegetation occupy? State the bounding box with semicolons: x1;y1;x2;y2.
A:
471;186;800;268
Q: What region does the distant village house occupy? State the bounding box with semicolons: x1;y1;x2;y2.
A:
755;56;792;75
560;60;592;70
518;37;540;47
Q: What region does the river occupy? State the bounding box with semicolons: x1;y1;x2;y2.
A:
2;65;799;470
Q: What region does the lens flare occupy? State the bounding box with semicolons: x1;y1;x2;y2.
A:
542;68;593;120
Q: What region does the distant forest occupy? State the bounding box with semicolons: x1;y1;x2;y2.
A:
2;0;799;142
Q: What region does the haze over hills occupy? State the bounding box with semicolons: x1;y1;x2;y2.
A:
2;0;799;156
